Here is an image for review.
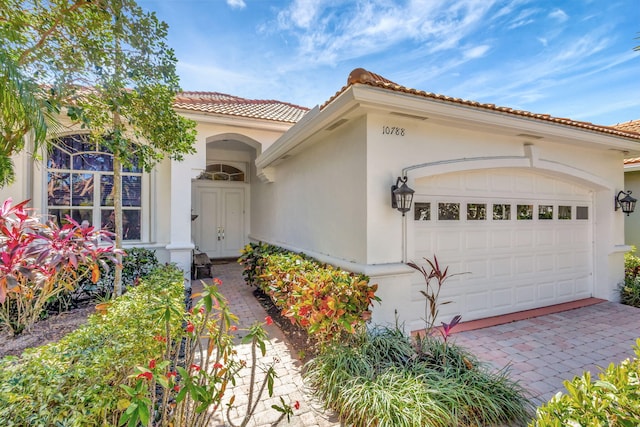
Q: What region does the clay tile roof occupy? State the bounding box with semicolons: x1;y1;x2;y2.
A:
615;120;640;135
324;68;640;142
174;91;309;124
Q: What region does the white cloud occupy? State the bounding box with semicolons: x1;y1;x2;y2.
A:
272;0;500;68
537;37;548;47
549;8;568;22
464;44;490;59
226;0;246;9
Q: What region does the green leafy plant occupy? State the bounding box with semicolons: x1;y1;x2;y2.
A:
119;279;298;427
620;246;640;308
0;198;121;335
0;265;184;426
47;247;159;313
238;243;380;348
531;339;640;426
304;326;532;427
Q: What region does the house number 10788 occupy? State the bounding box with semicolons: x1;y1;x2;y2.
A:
382;126;405;136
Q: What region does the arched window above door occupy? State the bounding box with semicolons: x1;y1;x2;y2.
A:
197;163;245;182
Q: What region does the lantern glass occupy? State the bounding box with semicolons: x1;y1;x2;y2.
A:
392;177;414;215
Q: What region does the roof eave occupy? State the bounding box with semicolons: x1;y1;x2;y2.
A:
176;108;296;132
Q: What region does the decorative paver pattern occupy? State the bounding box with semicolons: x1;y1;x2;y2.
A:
453;302;640;405
192;262;340;427
195;262;640;422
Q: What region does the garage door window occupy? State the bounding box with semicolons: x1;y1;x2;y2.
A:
493;204;511;220
576;206;589;220
559;205;571;220
467;203;486;220
438;203;460;220
414;203;431;220
517;204;533;220
539;205;553;220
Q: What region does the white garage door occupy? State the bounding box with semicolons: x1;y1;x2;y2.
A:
411;169;593;323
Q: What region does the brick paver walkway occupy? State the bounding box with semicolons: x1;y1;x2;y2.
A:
453;302;640;405
197;262;640;422
192;262;341;427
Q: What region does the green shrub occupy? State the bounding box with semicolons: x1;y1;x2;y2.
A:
0;264;184;426
531;339;640;426
304;326;533;427
238;242;380;346
48;247;160;313
620;247;640;308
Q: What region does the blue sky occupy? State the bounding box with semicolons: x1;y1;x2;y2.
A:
138;0;639;126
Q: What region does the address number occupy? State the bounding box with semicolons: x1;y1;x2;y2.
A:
382;126;405;136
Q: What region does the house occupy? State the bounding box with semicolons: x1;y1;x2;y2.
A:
3;68;640;331
620;121;640;249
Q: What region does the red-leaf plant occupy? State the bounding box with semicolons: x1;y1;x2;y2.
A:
407;255;466;337
0;198;121;335
120;280;298;427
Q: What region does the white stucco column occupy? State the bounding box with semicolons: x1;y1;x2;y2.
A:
166;158;194;283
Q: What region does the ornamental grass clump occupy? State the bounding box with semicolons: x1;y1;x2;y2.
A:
304;326;533;427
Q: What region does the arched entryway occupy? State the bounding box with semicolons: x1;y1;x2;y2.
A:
192;134;258;259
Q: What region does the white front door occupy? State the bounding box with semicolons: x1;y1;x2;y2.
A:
193;182;246;259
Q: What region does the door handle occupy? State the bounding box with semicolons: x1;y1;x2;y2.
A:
221;228;225;240
217;227;221;241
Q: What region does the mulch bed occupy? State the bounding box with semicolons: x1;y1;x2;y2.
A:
252;288;319;362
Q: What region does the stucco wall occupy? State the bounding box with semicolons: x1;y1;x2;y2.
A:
251;116;368;264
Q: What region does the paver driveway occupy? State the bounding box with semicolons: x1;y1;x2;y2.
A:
453;302;640;405
200;261;640;424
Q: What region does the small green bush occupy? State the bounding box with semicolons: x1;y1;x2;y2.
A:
239;242;379;346
531;339;640;426
304;326;533;427
0;264;184;426
621;247;640;308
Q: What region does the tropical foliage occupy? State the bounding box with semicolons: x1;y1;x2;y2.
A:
304;326;533;427
239;242;380;347
620;246;640;308
0;266;297;426
531;339;640;426
0;198;120;335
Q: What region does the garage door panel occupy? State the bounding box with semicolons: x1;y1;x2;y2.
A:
490;258;512;277
538;282;557;302
491;229;512;248
516;285;536;305
536;229;555;246
465;259;488;279
465;230;489;250
411;168;593;323
557;280;574;297
516;230;534;247
466;291;490;314
536;254;555;272
493;288;513;309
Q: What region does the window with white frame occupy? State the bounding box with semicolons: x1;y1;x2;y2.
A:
47;134;142;240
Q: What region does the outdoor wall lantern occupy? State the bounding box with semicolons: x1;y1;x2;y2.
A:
391;176;415;216
615;190;637;216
